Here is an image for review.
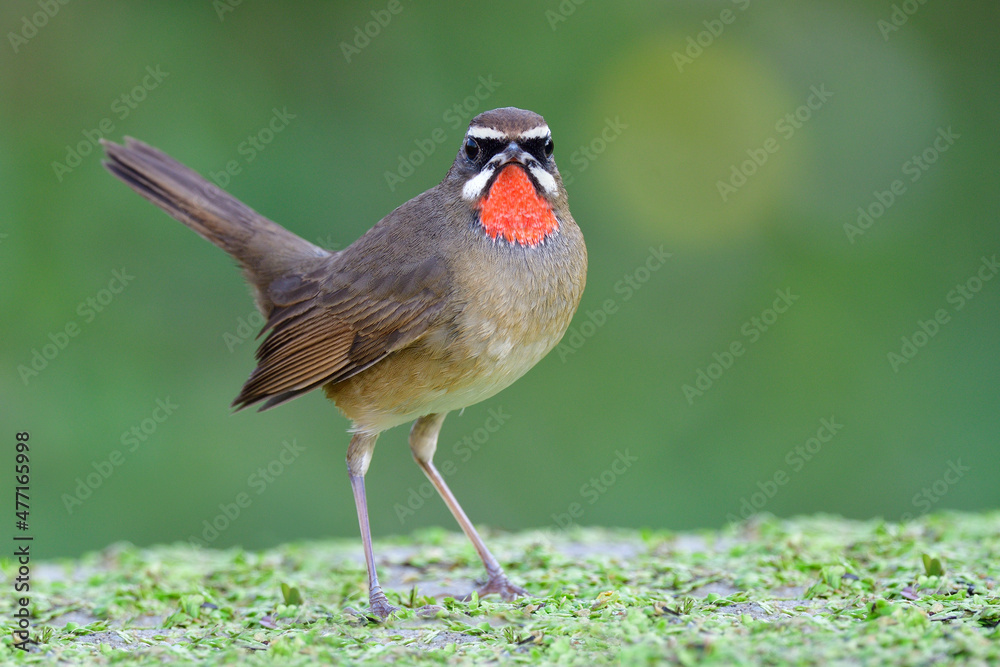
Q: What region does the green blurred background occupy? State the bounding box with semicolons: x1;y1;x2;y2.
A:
2;1;997;559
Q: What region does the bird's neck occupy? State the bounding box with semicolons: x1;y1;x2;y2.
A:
476;166;559;246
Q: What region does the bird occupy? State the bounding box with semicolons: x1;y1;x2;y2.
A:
101;107;587;619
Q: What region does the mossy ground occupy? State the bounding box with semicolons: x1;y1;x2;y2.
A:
2;512;998;665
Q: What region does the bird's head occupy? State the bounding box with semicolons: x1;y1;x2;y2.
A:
449;107;565;247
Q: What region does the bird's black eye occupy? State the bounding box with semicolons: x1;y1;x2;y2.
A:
464;137;480;161
544;137;554;158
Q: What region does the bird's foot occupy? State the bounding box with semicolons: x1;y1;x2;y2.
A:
368;588;399;620
476;574;528;601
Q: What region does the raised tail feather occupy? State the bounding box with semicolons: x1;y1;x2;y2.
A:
101;137;329;313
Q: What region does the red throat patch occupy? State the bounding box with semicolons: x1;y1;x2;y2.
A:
477;165;559;246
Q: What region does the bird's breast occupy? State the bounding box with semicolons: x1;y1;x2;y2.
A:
326;205;586;434
441;223;587;395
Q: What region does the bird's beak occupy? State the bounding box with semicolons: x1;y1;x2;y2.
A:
495;142;531;167
462;142;558;201
493;143;558;197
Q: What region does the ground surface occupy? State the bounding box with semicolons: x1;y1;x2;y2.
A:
2;512;998;665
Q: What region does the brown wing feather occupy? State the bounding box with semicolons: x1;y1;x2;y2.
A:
232;252;450;411
104;137;456;414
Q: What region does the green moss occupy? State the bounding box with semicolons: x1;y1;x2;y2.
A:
2;512;998;665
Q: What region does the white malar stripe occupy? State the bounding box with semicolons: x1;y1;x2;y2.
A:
466;126;507;140
518;125;551;140
462;165;496;200
529;164;558;195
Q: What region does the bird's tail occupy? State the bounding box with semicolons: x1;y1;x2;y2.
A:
101;137;328;310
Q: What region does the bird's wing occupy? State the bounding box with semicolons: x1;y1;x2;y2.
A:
233;250;450;411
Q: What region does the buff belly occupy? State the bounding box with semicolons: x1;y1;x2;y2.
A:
325;305;569;435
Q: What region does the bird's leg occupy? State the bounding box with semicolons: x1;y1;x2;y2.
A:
346;432;398;619
409;413;527;600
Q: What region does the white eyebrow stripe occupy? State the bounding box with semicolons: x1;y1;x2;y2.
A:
518;125;551;140
529;163;558;195
466;126;507;140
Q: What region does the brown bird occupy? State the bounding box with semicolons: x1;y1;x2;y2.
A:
101;107;587;619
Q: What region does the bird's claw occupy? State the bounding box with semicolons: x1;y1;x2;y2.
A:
476;574;528;601
368;589;399;620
